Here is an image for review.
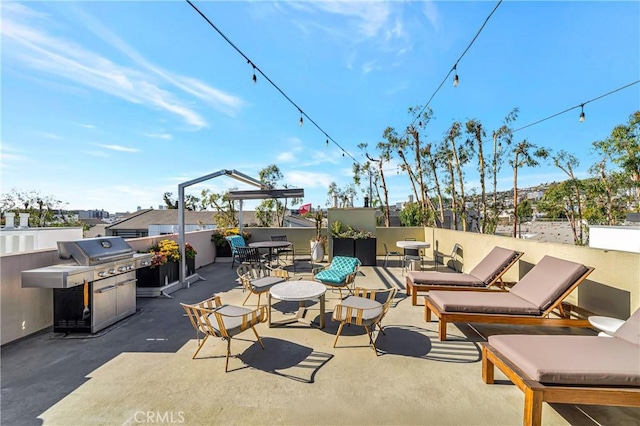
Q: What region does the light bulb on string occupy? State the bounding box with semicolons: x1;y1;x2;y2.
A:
326;139;329;147
252;68;257;85
299;113;304;127
579;104;585;122
453;64;459;87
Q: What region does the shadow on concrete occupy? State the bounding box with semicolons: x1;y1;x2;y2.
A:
238;337;333;383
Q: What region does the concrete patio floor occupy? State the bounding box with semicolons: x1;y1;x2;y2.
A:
2;257;639;425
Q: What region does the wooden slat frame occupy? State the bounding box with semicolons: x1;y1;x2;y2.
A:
424;267;595;341
482;343;640;426
406;251;524;306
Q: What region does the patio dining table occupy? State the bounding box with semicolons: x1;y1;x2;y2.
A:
249;240;292;267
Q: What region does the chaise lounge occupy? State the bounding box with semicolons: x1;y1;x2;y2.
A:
405;246;523;305
424;255;594;340
482;308;640;426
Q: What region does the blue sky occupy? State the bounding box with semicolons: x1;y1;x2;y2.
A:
1;1;639;214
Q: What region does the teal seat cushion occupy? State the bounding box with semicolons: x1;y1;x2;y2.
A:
315;269;350;284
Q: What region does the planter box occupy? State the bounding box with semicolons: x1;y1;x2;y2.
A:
332;238;377;266
215;244;232;257
355;238;377;266
332;238;354;257
186;257;196;275
136;261;179;288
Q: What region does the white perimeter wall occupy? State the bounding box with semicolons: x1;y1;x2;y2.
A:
589;226;640;253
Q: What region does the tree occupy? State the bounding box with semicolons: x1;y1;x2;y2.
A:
538;181;587;245
465;119;487;232
487;108;519;234
509;140;548;237
163;192;199;211
1;188;86;228
552;150;586;244
200;188;239;228
515;198;533;238
358;139;393;226
592;110;640;210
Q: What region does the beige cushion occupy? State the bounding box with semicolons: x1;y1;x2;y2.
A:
468;247;519;284
614;308;640;345
333;296;383;326
509;256;589;311
407;271;485;287
429;291;540;315
488;334;640;386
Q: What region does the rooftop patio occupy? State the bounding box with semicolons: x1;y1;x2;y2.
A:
3;254;639;425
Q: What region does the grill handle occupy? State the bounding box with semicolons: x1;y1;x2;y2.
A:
96;285;117;293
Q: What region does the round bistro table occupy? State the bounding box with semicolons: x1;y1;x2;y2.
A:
268;280;326;329
249;241;292;266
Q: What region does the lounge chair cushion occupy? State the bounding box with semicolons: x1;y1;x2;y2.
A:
315;256;360;284
488;334;640;386
315;269;352;285
467;247;519;284
332;296;383;326
509;256;589;311
208;305;258;337
613;308;640;345
407;271;485;287
429;291;540;315
249;276;284;292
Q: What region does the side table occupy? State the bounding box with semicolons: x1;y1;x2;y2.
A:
588;315;625;337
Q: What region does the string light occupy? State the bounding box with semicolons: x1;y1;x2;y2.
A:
409;0;502;126
453;64;459;87
326;139;329;146
185;0;362;165
252;67;257;84
513;80;639;133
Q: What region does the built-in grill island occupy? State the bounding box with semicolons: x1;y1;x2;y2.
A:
21;237;152;334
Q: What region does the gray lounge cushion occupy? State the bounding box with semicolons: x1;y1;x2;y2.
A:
407;271;485;287
509;256;589;311
488;334;640;386
613;308;640;345
429;291;540;315
333;296;383;326
468;246;519;284
250;276;284;292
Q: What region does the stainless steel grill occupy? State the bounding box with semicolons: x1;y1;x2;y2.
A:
21;237;152;333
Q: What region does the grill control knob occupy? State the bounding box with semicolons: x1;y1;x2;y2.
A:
98;271;107;278
108;269;116;274
117;266;127;273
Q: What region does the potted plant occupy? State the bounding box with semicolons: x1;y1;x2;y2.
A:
330;221;377;266
185;242;197;275
305;210;326;262
137;239;180;288
211;228;250;258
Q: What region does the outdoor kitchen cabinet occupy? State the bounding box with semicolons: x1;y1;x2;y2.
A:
93;272;137;332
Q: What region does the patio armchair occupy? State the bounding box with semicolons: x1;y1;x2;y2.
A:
482;308;640;426
313;256;361;299
270;235;295;269
383;243;403;268
424;255;594;341
180;295;267;372
236;262;290;306
332;287;397;355
226;235;248;268
406;246;523;305
235;246;266;265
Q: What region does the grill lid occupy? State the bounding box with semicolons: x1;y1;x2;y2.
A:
58;237;135;265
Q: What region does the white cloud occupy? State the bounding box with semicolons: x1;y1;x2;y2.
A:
98;144;140;153
75;123;95;129
277;152;296;162
422;1;441;32
144;133;173;140
0;3;245;128
284;170;334;189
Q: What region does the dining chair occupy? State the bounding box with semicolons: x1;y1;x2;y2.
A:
383;243;403;268
270;235;295;269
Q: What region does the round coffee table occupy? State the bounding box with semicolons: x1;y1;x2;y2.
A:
268;280;326;329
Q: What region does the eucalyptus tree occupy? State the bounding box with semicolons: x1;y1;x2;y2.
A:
465;119;487;232
509;140;549;237
592;111;640;209
257;164;300;227
552;150;586;244
1;188;84;228
538;181;586;245
487;108;519;234
327;182;356;208
444;121;470;230
357;140;392;226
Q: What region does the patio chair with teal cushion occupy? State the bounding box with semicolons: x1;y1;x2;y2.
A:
226;235;247;268
313;256;361;299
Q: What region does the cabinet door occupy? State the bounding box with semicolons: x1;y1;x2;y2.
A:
116;273;137;320
92;277;117;333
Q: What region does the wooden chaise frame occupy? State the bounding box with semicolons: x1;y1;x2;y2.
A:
406;251;524;306
481;343;640;426
424;267;594;341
